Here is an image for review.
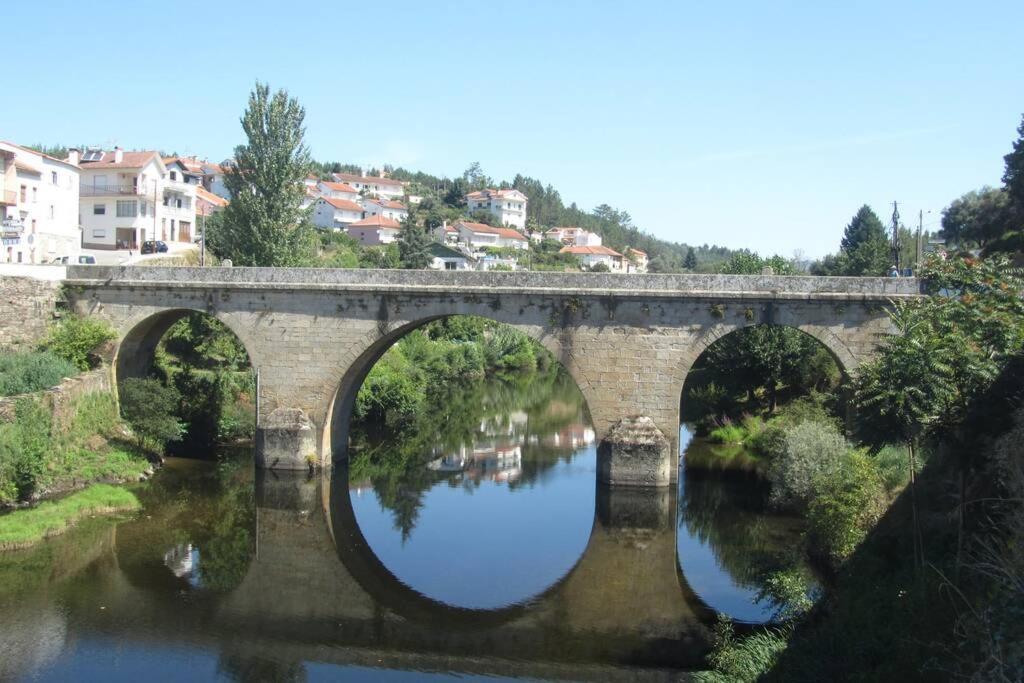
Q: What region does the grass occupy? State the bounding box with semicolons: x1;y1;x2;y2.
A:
0;351;77;397
0;484;140;550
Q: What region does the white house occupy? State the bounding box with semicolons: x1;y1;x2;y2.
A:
626;247;648;273
559;244;626;272
453;220;528;250
346;215;401;246
546;226;602;247
427;242;476;271
331;172;404;199
201;161;230;199
77;147;196;249
313;197;364;230
362;198;408;222
464;188;528;230
318;181;360;202
0;141;81;264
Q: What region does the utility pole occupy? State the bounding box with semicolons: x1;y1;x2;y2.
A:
891;201;901;274
200;212;206;267
917;209;924;269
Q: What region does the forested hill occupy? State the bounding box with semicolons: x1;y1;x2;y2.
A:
311;159;742;272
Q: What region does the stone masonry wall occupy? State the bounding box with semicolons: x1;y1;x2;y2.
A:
0;367;112;431
0;276;63;351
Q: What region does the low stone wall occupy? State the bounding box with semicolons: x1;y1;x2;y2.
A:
0;367;112;431
0;275;64;351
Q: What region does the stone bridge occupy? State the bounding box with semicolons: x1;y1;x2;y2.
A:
64;266;922;479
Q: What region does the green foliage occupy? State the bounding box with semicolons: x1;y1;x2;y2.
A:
940;186;1014;249
1004;113;1024;212
694;616;790;683
588;261;610;272
684;246;698;270
119;378;183;450
205;82;318;266
719;251;794;275
708;421;748;445
872;444;914;494
396;217;432;269
40;316;115;371
0;484;140;550
162;314;249;371
359;243;401;269
0;398;52;502
0;351;77;396
806;450;888;566
767;420;848;511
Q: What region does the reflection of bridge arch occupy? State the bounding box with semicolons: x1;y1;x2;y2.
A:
321;312;598;463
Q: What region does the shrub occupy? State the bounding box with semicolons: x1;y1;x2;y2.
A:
0;398;53;502
872;444;914;494
768;420;849;511
119;378;183;450
693;616;790;683
0;351;77;396
41;316;116;371
709;421;747;444
806;450;888;566
749;423;788;460
355;359;425;425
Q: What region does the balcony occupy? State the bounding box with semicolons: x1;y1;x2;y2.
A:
0;188;15;205
80;184;147;198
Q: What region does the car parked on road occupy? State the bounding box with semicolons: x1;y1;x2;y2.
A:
51;255;96;264
141;240;169;254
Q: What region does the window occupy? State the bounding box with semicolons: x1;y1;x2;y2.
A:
49;205;55;219
51;171;58;185
116;200;138;217
92;229;106;239
93;204;106;215
169;171;177;181
140;201;147;217
20;185;26;202
31;219;36;233
32;187;37;202
445;261;457;270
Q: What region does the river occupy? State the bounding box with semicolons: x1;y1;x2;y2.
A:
0;369;814;681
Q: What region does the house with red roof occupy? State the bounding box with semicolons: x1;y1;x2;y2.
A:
362;197;408;222
465;188;528;231
626;247;648;273
559;244;626;272
314;196;364;230
331;171;404;200
318;181;360;203
545;226;603;247
453;220;528;250
346;215;402;246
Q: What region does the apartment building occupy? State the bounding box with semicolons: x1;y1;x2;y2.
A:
77;148;196;249
0;141;81;264
464;189;528;230
331;172;404;199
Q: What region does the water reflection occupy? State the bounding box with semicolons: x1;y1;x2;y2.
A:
676;425;818;623
348;369;598;610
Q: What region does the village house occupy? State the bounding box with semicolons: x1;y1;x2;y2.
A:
452;220;528;250
464;188;528;230
427;242;476;271
331;171;404;199
346;215;401;246
626;247;648;273
195;186;228;218
77;147;196;249
362;197;408;222
559;244;626;272
313;196;364;230
318;181;360;202
0;141;81;264
166;155;230;199
545;226;603;247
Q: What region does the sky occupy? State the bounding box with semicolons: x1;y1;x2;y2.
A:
6;0;1023;258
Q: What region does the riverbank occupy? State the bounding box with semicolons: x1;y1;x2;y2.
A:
0;484;140;550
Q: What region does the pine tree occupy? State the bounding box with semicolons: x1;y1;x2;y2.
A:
397;216;432;269
1003;113;1024;212
684;247;698;270
206;83;317;267
839;205;890;276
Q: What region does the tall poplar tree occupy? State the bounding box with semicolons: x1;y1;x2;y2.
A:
207;82;317;267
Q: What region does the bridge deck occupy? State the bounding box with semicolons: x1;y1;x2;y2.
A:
66;266;924;301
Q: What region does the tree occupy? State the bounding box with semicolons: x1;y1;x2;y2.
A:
397;217;432;269
1003;113;1024;212
940;187;1013;249
838;206;891;276
589;261;610;273
840;205;887;254
684;247;698;270
120;378;183;450
206;82;318;267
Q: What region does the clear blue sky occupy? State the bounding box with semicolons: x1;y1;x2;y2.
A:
6;1;1023;257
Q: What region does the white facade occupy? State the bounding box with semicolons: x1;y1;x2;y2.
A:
318;181;360;202
428;243;475;271
453;221;528;250
0;142;81;264
627;248;648;273
331;172;404;199
362;198;408;222
559;245;626;272
77;149;196;249
313;197;363;229
465;189;528;230
346;216;402;246
547;227;602;247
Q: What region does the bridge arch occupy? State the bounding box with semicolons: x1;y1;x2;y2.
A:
319;312;598;464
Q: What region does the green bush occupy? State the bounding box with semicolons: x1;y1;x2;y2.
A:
806;450;888;566
119;378;183;450
749;423;788;459
694;616;790;683
768;420;849;511
709;422;747;444
872;444;914;495
0;351;77;396
355;356;426;424
0;398;53;502
40;316;116;371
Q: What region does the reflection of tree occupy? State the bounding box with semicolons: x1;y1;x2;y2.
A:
196;460;255;591
679;466;808;594
348;366;592;539
217;653;306;683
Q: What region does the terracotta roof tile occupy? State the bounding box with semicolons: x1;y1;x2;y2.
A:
320;197;363;212
559;245;624;257
348;215;401;229
332;172;403;187
320;181;359;194
456;221;527;241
